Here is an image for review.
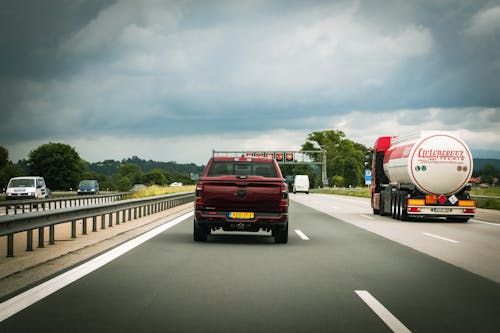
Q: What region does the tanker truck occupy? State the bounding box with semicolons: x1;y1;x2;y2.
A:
371;131;475;222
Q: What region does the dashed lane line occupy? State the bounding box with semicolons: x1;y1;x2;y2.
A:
294;229;310;240
470;219;500;227
355;290;412;333
422;232;459;243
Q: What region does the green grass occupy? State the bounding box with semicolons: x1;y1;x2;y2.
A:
311;187;371;198
473;197;500;210
123;185;195;200
470;187;500;210
470;187;500;197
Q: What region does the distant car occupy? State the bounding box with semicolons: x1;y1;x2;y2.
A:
5;176;48;200
169;182;183;187
293;175;310;194
77;180;99;195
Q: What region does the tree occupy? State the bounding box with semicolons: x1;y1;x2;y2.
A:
301;130;367;187
330;175;344;187
108;174;133;192
0;146;8;169
117;163;143;185
28;143;85;190
143;169;167;185
81;170;107;184
478;163;499;185
0;146;23;190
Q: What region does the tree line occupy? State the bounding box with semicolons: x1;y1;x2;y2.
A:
0;132;373;192
0;143;204;192
2;131;496;192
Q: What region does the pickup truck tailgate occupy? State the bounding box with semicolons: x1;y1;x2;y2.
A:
202;180;282;211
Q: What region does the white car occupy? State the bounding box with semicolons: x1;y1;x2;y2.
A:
6;176;48;200
293;175;310;194
169;182;183;187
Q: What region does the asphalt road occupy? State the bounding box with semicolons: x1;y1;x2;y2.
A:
292;193;500;284
1;200;500;332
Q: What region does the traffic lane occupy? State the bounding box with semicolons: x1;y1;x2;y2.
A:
473;208;500;224
292;193;500;283
297;193;499;224
2;203;500;332
1;210;388;332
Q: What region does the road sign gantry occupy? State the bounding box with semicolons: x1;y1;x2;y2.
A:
212;150;328;185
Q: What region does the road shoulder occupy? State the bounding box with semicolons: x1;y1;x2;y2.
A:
0;204;193;301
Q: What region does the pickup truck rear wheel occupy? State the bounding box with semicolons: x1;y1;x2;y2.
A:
274;221;288;244
193;219;208;242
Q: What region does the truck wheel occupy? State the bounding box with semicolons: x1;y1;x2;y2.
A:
193;219;208;242
394;193;401;220
400;198;409;221
391;193;396;219
274;222;288;244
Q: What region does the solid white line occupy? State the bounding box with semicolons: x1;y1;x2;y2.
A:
360;214;374;219
422;232;459;243
294;229;310;240
0;211;193;323
355;290;411;333
471;219;500;227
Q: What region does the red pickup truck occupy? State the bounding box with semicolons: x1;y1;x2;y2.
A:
194;156;289;243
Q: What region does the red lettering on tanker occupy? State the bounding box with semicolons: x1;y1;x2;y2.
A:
417;148;465;162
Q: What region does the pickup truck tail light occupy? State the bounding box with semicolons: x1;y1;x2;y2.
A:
280;184;289;213
195;183;204;210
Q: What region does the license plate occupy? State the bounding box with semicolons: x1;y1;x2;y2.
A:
433;208;452;213
228;212;255;219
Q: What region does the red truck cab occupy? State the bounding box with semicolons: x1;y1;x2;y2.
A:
194;156;289;243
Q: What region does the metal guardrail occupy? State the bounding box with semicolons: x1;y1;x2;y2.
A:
471;195;500;199
0;192;194;257
0;193;127;215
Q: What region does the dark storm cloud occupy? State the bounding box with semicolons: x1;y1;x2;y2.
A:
0;0;115;79
0;0;498;161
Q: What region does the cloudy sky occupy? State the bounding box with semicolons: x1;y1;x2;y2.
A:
1;0;499;164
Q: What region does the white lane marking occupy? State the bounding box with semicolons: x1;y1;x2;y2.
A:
360;214;374;219
0;211;193;323
355;290;412;333
471;219;500;227
422;232;459;243
294;229;310;240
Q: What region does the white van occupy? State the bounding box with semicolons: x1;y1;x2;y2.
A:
293;175;310;194
5;176;48;200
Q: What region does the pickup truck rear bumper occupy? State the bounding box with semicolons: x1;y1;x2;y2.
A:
195;210;288;231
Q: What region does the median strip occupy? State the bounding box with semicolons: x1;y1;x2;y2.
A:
294;229;310;240
355;290;412;333
422;232;459;243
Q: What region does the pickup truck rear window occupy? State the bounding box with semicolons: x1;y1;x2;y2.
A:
207;161;278;178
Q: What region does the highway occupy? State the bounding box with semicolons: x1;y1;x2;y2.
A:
1;195;500;332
